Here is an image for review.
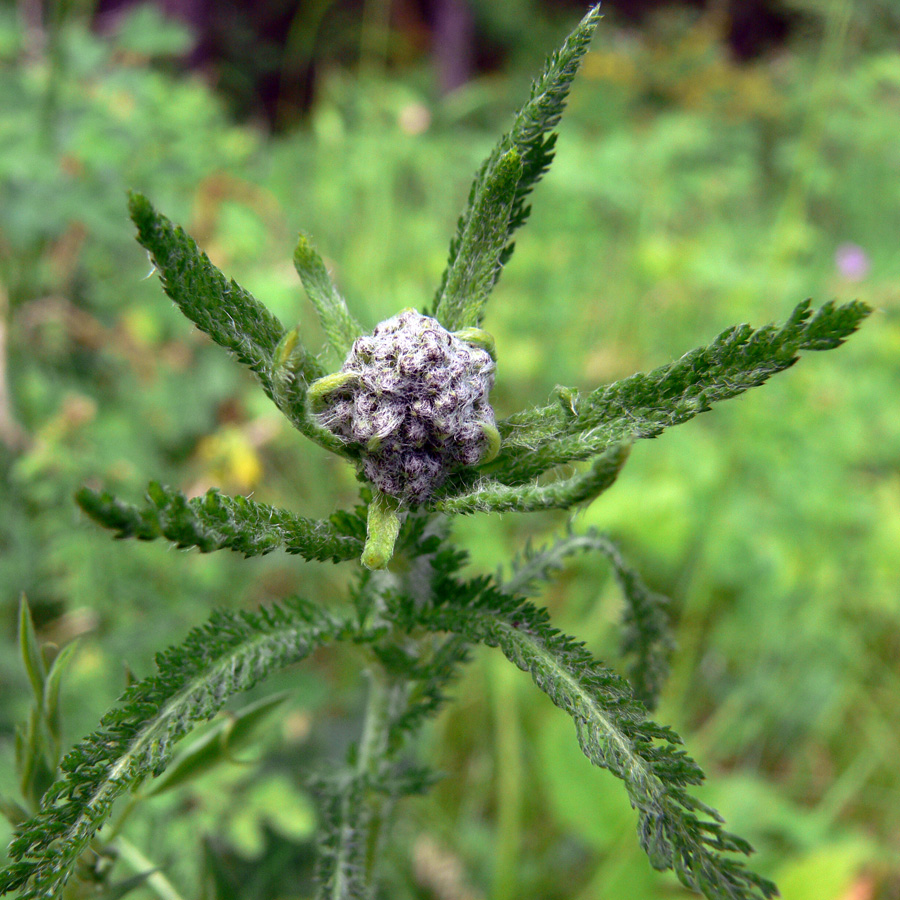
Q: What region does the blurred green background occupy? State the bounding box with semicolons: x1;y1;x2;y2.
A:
1;1;899;898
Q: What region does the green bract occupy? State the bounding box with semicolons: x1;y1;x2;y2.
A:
1;6;870;900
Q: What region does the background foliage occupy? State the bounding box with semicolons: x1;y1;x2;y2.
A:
1;2;898;898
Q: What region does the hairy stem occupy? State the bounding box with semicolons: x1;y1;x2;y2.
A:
320;658;407;900
356;664;393;885
489;655;522;900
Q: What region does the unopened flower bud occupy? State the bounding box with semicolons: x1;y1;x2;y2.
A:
314;309;496;504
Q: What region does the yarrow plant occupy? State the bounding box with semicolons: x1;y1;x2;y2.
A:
1;5;870;899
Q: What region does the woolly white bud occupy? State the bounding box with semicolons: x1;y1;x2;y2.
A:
315;309;496;503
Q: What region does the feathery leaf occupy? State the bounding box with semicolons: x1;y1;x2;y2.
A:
491;299;871;483
432;443;629;515
433;148;523;331
499;525;612;598
129;192;288;400
143;692;290;797
293;233;363;361
596;537;674;710
0;600;356;899
392;579;777;900
431;4;603;314
75;483;363;563
503;528;675;708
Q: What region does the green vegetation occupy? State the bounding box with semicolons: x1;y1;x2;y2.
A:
1;3;897;899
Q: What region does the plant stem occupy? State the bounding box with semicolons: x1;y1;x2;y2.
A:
321;656;403;900
489;655;523;900
356;664;393;884
113;836;186;900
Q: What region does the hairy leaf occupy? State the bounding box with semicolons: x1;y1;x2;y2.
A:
491;299;871;483
383;635;470;754
432;443;628;515
293;233;363;361
433;148;523;331
129;192;287;400
144;692;290;796
598;538;674;711
76;483;363;563
393;580;777;900
499;525;613;598
503;528;674;708
431;4;603;313
0;600;356;899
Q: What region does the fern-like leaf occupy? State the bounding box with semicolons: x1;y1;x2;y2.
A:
498;525;607;597
389;579;777;900
293;233;363;361
503;528;675;708
75;483;362;563
129;192;297;400
432;444;629;515
433;148;523;331
491;299;870;483
598;537;674;711
0;600;357;899
431;4;603;316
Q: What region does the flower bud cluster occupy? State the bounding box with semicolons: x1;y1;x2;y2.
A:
317;309;496;503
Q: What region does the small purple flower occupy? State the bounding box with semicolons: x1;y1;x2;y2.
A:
835;243;870;282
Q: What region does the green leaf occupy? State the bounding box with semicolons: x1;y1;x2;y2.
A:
17;708;54;813
504;528;674;709
432;443;629;515
535;709;636;849
128;192;287;401
293;233;362;360
433;148;524;331
270;327;348;452
379;634;470;755
491;300;871;483
432;4;602;313
388;575;777;900
144;692;290;796
43;641;80;756
0;600;358;899
500;526;614;598
75;483;362;564
97;869;158;900
600;539;673;711
18;595;45;706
